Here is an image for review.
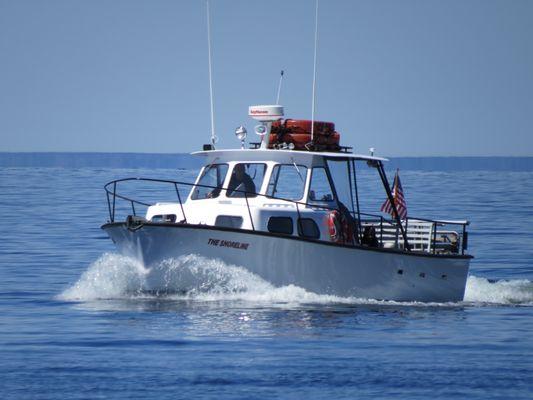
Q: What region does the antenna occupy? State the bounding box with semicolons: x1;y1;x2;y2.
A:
206;0;217;148
276;70;284;104
310;0;319;143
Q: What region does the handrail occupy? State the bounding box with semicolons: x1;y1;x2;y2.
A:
104;177;346;220
103;177;470;254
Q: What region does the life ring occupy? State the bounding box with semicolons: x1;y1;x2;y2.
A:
327;210;355;244
328;210;344;243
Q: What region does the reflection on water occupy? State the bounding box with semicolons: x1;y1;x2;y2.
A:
62;295;469;341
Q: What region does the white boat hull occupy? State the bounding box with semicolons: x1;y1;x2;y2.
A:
103;222;471;302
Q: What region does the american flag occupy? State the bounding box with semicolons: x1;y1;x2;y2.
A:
380;169;407;220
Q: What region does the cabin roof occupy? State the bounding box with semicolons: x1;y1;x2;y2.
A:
191;148;388;164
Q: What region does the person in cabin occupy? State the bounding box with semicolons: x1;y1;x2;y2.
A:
362;226;379;247
227;164;256;197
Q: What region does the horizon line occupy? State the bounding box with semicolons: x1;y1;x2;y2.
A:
1;151;533;158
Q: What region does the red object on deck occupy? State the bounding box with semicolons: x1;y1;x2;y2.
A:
327;210;355;244
269;119;341;151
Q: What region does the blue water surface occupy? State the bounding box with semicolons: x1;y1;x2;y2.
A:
1;167;532;400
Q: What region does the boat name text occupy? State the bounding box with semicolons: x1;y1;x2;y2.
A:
208;238;249;250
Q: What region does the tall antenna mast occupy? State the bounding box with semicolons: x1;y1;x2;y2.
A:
206;0;217;148
276;70;284;104
310;0;319;143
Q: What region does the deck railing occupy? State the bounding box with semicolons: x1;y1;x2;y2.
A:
104;178;469;255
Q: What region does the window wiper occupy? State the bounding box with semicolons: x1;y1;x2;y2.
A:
291;158;304;183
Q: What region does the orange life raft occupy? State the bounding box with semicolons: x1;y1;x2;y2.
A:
269;119;341;151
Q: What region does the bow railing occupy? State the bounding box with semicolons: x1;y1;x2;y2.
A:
104;178;469;255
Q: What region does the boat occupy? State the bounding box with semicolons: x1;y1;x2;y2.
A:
102;105;472;302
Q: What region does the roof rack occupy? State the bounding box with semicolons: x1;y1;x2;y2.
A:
249;142;353;153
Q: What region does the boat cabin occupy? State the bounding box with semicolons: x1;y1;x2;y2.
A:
106;105;469;255
146;149;386;242
137;147;467;255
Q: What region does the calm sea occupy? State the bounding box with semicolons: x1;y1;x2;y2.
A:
1;165;532;399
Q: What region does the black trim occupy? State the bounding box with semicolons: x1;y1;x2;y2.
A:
101;221;473;260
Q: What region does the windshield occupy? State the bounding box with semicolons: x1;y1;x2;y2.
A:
267;164;308;201
308;167;335;203
190;164;228;200
227;163;266;198
326;159;355;212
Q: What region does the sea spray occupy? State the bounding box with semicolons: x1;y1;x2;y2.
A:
59;253;274;301
150;254;274;296
60;253;533;306
59;253;148;300
59;253;363;304
464;275;533;305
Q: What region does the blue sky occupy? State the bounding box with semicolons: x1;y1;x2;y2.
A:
1;0;532;156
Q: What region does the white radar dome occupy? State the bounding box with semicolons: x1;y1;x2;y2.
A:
248;105;284;122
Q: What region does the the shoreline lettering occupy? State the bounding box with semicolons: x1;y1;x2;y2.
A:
208;238;249;250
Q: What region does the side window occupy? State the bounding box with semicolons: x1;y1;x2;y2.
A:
268;217;293;235
267;164;308;200
191;164;228;200
215;215;243;228
151;214;177;223
298;218;320;239
308;167;335;202
227;163;266;198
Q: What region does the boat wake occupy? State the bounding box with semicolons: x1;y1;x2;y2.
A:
58;253;533;307
464;276;533;305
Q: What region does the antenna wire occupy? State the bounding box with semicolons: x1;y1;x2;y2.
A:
276;70;284;104
310;0;319;143
206;0;216;147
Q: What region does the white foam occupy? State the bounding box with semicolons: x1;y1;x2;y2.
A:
464;275;533;305
58;253;148;300
59;253;369;305
59;253;533;306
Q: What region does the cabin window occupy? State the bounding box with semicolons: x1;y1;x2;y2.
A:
227;163;266;198
267;164;308;200
352;160;386;216
191;164;228;200
327;159;356;214
298;218;320;239
267;217;293;235
151;214;177;223
215;215;243;228
308;167;335;203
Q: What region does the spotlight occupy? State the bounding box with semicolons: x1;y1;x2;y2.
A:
254;124;267;136
235;126;247;141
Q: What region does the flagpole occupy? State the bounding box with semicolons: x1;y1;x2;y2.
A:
377;163;410;251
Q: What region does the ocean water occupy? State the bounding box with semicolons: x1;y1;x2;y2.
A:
1;166;532;399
